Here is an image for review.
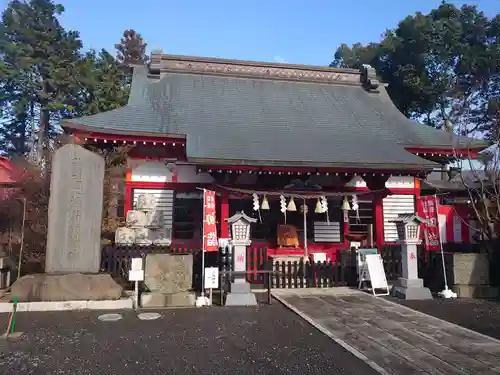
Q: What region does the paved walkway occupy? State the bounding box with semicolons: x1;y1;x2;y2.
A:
272;288;500;375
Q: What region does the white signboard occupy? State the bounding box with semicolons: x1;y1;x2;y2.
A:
313;252;327;263
204;267;219;289
356;248;378;279
131;258;143;271
129;269;145;282
358;254;389;296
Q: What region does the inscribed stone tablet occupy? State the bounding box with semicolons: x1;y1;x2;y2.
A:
45;145;104;273
145;253;193;293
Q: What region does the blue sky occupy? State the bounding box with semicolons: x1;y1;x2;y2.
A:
54;0;498;65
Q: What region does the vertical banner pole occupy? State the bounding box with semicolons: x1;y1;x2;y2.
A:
435;194;449;290
303;198;308;258
201;189;206;299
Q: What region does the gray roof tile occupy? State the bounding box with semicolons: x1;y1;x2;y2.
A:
64;65;484;170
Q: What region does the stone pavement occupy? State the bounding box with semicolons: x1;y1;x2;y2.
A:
272;288;500;375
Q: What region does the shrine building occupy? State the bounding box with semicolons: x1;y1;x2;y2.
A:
62;51;489;259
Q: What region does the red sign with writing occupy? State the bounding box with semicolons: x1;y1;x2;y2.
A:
203;189;218;252
418;195;441;251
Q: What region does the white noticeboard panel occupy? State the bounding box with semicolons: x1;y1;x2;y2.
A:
357;248;378;279
131;258;143;271
204;267;219;289
358;254;389;296
313;252;327;263
129;269;145;282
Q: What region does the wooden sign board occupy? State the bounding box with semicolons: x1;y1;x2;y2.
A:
358;253;389;296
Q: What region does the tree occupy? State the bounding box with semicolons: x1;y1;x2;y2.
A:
0;0;85;161
72;49;129;117
115;29;149;66
330;3;500;133
330;43;379;70
114;29;149;93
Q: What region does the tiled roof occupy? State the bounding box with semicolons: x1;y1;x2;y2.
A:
63;55;488;170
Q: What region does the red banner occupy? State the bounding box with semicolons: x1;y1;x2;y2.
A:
418;195;441;251
203;189;218;252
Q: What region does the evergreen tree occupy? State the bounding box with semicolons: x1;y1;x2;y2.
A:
330;3;500;136
114;29;149;92
72;49;129;117
115;29;149;66
0;0;84;159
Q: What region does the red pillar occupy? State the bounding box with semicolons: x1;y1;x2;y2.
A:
124;168;133;216
374;193;384;249
220;192;229;238
343;210;350;247
124;183;133;216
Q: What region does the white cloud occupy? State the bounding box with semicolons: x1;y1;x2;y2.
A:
273;55;287;64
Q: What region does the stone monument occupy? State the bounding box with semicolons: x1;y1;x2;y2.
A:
224;211;258;306
45;145;105;274
140;253;195;307
390;214;433;300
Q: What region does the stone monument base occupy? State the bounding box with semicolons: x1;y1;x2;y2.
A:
140;292;196;308
225;281;257;306
391;277;432;300
452;284;500;299
10;273;123;302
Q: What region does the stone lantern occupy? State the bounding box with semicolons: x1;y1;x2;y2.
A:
389;213;432;300
228;211;255;245
224;211;257;306
393;214;423;245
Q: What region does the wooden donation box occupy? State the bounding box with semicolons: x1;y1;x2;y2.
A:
277;225;300;248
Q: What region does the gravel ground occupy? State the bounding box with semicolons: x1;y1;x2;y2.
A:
0;302;377;375
391;297;500;340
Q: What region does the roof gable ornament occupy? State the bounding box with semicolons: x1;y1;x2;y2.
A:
360;64;379;91
225;211;257;224
148;53;363;85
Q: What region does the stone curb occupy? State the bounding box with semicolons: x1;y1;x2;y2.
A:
0;298;133;313
271;292;390;375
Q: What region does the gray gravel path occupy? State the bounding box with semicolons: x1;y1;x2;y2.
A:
0;302;378;375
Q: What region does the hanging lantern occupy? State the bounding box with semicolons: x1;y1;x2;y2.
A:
287;197;297;212
261;195;270;210
315;199;322;213
342;196;350;211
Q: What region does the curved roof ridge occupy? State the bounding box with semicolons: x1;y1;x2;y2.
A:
374;85;489;148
